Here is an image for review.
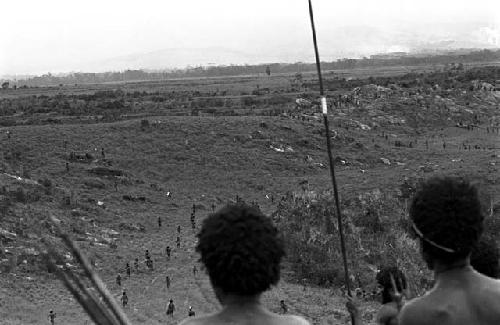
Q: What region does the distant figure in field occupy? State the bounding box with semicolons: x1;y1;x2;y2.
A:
6;130;11;139
116;274;121;286
166;246;171;259
134;258;139;272
193;265;197;276
280;300;288;314
145;250;150;261
121;290;128;307
178;204;310;325
126;262;131;277
65;162;69;172
398;177;500;325
158;216;162;228
166;275;171;289
470;237;500;279
188;306;196;317
166;299;175;317
48;310;56;325
176;236;181;248
177;225;181;234
211;203;216;211
101;147;105;159
146;258;153;270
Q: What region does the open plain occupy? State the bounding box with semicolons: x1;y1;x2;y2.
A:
0;64;499;324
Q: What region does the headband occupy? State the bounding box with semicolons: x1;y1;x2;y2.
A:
411;221;456;253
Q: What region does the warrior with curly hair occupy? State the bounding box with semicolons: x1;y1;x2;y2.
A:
399;176;500;325
178;204;309;325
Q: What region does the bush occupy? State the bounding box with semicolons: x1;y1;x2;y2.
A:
274;188;432;295
140;119;150;127
0;117;16;127
38;178;54;195
13;187;28;203
83;178;106;189
240;96;257;106
0;195;12;215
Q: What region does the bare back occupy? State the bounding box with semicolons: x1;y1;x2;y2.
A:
399;269;500;325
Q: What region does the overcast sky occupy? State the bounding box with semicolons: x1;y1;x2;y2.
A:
1;0;499;76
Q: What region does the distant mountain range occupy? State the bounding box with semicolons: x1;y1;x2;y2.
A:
79;24;499;72
2;23;498;79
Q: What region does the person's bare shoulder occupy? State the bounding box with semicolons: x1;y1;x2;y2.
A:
376;303;398;324
398;296;437;325
476;277;500;317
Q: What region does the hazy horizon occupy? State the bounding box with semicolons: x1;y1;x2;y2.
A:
1;0;499;77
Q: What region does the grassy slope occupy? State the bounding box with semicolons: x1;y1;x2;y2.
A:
0;90;499;323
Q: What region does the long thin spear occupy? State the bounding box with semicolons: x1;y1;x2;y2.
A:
307;0;353;313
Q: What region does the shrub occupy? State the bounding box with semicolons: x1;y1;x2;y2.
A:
38;178;53;195
83;178;106;189
274;188;432;296
241;96;257;106
0;195;12;215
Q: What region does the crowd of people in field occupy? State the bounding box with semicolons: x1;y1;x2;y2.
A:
45;176;499;325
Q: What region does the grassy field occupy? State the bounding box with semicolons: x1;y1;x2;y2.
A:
0;64;499;324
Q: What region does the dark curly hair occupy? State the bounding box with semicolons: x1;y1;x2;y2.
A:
471;237;500;278
410;176;484;264
196;204;285;296
376;266;407;304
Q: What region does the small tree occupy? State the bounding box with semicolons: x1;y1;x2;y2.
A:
1;82;9;89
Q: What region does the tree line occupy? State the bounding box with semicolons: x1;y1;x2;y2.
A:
2;49;499;88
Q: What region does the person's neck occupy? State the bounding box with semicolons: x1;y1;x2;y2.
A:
221;293;263;309
433;258;472;281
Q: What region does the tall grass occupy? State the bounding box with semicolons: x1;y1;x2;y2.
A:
274;188;433;296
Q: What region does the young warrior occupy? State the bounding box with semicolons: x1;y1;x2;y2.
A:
399;177;500;325
166;299;175;317
347;266;407;325
280;300;288;314
126;262;131;277
134;258;139;272
121;290;128;307
48;310;56;325
179;204;309;325
374;267;407;325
